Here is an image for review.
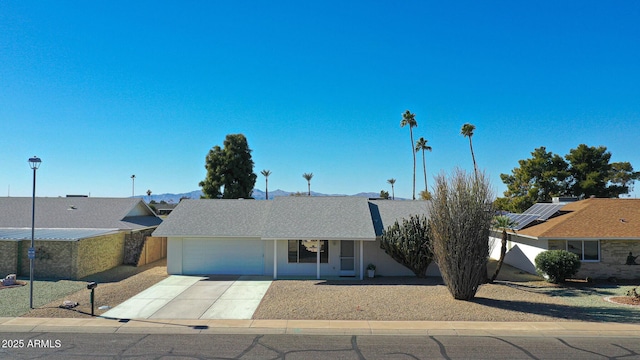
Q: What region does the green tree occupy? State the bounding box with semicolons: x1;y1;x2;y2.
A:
387;178;396;200
303;172;313;196
400;110;418;200
380;215;433;278
498;147;570;212
429;168;494;300
199;134;257;199
497;145;639;212
380;190;390;199
565;144;639;198
489;215;518;283
415;137;432;195
261;169;272;200
460;123;478;177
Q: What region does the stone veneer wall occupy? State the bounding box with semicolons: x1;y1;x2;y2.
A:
549;239;640;279
76;232;125;279
0;241;19;277
123;228;156;265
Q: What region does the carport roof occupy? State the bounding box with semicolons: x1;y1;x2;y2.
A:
0;197;161;230
0;228;119;241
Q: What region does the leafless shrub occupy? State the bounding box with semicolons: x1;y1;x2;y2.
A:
429;168;494;300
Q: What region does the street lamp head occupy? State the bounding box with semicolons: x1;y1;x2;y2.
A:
28;156;42;170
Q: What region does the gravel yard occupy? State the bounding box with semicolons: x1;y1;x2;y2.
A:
4;259;639;322
252;278;639;322
252;264;640;323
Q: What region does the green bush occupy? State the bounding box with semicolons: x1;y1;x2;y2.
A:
534;250;581;283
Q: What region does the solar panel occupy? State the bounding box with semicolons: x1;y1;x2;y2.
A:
505;213;540;230
523;203;565;220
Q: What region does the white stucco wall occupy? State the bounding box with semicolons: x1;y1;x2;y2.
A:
167;237;182;275
490;234;548;274
363;238;440;277
168;236;442;278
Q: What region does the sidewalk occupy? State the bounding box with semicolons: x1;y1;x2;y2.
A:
2;317;640;337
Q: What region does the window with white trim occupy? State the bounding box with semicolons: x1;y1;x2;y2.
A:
567;240;600;261
288;240;328;263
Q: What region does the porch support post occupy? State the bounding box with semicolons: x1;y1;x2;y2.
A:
316;240;320;280
359;240;364;280
273;240;277;280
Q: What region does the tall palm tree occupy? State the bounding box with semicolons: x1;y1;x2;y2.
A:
302;172;313;196
461;123;478;177
400;110;418;200
414;137;432;194
260;169;272;200
387;178;396;200
489;215;518;283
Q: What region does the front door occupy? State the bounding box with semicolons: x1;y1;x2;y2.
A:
340;240;355;276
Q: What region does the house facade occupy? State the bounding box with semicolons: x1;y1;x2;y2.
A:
490;198;640;279
0;197;162;279
153;197;436;279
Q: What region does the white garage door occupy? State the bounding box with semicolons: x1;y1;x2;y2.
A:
182;239;264;275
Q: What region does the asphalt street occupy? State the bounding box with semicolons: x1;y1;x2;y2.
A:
2;333;640;359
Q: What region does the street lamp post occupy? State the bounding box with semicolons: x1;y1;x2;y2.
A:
131;175;135;197
28;156;41;309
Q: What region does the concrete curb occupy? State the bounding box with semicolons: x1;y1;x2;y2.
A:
1;317;640;337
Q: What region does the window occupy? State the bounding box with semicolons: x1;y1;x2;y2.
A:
288;240;328;263
567;240;599;261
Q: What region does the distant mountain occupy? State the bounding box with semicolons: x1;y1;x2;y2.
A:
137;189;386;203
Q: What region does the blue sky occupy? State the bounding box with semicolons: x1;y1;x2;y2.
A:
2;1;639;199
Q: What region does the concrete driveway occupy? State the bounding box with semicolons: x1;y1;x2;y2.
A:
101;275;272;320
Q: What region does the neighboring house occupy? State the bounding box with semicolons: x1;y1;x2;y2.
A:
490;198;640;279
0;197;163;279
153;197;436;279
153;202;178;216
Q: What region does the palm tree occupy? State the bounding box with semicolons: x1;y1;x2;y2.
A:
461;123;478;177
302;172;313;196
260;169;272;200
415;137;432;195
400;110;418;200
489;215;518;283
146;189;152;203
387;178;396;200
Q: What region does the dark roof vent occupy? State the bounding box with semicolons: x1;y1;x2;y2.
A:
552;196;579;203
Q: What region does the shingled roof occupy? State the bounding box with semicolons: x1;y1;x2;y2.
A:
153;197;430;240
0;197;161;230
152;199;270;237
517;198;640;239
262;197;376;240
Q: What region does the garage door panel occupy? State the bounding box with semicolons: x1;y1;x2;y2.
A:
182;239;264;275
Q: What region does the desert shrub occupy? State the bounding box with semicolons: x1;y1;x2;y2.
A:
380;215;432;278
429;169;494;300
534;250;581;283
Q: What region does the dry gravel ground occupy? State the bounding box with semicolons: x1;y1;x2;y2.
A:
21;259;168;318
252;264;640;323
16;259;640;322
